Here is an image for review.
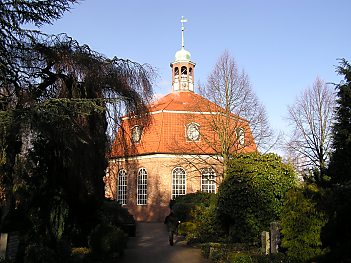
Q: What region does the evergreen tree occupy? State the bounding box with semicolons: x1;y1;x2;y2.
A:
0;0;154;253
322;59;351;262
328;59;351;184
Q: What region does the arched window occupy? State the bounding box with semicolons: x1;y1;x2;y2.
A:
201;168;216;193
189;67;193;77
137;168;148;205
172;167;186;199
236;128;245;146
181;66;187;75
174;67;179;76
117;169;127;205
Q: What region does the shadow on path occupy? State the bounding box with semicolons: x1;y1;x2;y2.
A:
119;222;209;263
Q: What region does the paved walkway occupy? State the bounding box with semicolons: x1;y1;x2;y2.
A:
119;222;210;263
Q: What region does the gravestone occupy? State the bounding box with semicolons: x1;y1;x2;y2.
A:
6;232;19;260
0;232;19;260
270;221;281;254
261;231;270;255
0;233;8;259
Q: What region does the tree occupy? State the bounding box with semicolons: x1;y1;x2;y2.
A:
328;59;351;184
217;153;297;243
285;77;335;184
196;51;273;178
0;0;154;251
281;185;327;262
322;59;351;262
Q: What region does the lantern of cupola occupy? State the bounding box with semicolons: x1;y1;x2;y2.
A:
170;16;196;92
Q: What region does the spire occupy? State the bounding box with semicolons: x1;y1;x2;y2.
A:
181;16;187;49
170;16;196;93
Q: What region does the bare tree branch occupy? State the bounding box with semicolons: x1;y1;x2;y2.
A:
285;77;335;182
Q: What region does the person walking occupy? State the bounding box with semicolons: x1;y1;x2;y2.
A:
164;211;180;246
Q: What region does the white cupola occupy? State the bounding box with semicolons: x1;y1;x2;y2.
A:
170;16;196;92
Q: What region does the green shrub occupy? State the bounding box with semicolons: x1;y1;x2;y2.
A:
88;224;127;259
280;185;328;262
189;202;224;243
217;153;297;243
172;192;224;243
99;200;136;237
24;244;56;263
172;192;214;222
71;247;91;256
251;253;292;263
227;252;253;263
200;243;211;259
208;243;228;263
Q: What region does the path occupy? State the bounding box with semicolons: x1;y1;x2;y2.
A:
119;222;210;263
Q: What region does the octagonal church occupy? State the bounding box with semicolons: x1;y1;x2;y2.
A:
104;19;257;222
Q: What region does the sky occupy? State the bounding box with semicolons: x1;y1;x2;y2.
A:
38;0;351;148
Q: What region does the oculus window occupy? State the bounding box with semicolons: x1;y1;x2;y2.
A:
186;123;200;141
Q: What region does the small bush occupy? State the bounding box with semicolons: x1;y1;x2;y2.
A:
281;185;327;262
24;244;56;263
201;243;211;259
227;252;253;263
251;253;292;263
171;192;214;222
71;247;91;256
88;224;127;259
99;200;136;237
172;192;224;243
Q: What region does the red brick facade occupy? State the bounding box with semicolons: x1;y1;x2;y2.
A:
105;154;223;221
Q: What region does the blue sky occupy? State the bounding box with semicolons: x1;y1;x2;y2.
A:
39;0;351;137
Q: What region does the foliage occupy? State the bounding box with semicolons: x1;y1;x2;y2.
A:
227;252;253;263
323;59;351;262
201;243;291;263
0;0;154;259
217;153;297;243
88;224;127;259
329;58;351;184
99;199;136;236
172;192;224;243
71;247;91;256
280;185;328;262
24;244;56;263
321;183;351;262
171;192;214;222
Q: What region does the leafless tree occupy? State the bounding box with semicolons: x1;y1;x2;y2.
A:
285;77;335;181
193;50;275;178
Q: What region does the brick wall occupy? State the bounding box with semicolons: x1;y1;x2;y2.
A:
105;154;222;222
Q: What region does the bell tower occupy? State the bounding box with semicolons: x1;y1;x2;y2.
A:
170;16;196;92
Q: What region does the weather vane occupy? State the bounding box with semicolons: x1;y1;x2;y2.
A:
181;16;187;49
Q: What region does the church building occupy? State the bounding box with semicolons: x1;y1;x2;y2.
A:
104;18;257;222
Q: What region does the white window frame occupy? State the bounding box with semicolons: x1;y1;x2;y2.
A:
172;167;186;199
137;168;148;205
117;169;127;205
201;168;216;193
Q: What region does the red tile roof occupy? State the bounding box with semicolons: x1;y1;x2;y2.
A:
110;91;257;157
